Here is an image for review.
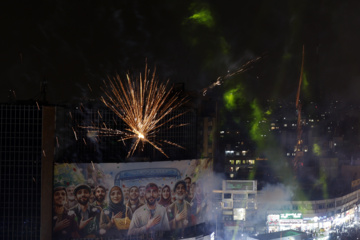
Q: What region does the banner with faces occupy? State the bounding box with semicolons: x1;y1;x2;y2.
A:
53;159;213;239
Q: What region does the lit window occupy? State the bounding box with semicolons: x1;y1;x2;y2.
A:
230;174;234;178
236;160;241;165
229;160;234;164
242;151;246;156
225;150;234;155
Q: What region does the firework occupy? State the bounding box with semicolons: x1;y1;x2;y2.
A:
202;56;263;96
81;64;188;158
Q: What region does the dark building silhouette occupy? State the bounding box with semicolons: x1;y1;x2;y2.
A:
0;103;54;239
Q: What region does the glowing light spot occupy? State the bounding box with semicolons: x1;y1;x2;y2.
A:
188;7;214;28
223;84;246;111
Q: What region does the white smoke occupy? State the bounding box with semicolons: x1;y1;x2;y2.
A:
248;183;294;227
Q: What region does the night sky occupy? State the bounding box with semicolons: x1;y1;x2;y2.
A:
2;0;360;105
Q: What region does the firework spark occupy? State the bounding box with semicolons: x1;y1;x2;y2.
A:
81;64;188;158
202;56;263;96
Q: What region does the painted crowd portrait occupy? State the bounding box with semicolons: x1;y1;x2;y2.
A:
52;159;213;239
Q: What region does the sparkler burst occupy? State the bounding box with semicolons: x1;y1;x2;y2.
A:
83;64;188;158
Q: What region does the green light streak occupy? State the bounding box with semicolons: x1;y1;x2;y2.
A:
188;4;214;28
319;169;329;199
302;71;309;89
313;143;321;156
250;100;265;145
223;84;245;111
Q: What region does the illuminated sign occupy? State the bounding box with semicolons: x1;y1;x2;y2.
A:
279;220;303;225
280;213;302;219
225;181;255;191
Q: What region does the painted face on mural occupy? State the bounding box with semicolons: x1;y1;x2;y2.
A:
66;185;75;201
129;186;139;201
76;188;90;205
162;186;171;200
54;190;67;206
175;183;186;201
185;178;191;192
145;187;159;206
110;187;123;204
139;186;145;197
95;187;106;203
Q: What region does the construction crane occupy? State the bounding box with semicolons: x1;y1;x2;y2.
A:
293;46;305;171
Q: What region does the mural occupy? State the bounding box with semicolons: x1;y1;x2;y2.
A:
52;159;213;239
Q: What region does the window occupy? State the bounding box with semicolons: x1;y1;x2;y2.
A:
248;194;256;199
224;193;232;199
